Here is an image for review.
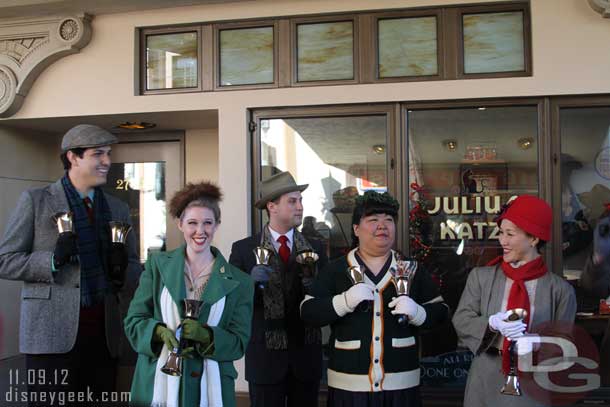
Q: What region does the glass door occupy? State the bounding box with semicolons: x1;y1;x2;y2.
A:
103;140;183;262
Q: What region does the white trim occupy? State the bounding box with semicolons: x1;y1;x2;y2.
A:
327;368;420;392
391;336;415;348
334;339;361;350
409;304;426;327
300;294;313;313
332;293;351;317
383;369;421;391
370;282;384;391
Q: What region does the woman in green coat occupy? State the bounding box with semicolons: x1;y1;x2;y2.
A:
125;182;254;407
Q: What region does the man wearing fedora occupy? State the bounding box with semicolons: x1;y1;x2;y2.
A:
0;124;140;399
230;171;328;407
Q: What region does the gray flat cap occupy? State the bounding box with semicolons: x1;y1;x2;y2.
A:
61;124;118;152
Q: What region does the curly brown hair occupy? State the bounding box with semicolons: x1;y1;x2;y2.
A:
169;181;223;222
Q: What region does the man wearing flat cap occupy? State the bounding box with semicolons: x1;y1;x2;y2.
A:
230;171;328;407
0;124;140;398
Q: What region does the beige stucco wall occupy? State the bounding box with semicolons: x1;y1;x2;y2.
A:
185;128;219;185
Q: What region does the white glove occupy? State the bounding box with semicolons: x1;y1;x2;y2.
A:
388;296;418;317
389;296;426;326
488;310;527;340
344;283;375;310
515;334;538;356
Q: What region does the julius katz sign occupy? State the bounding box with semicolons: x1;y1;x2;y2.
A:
427;195;516;240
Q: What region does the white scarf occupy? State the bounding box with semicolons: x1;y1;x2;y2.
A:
152;287;225;407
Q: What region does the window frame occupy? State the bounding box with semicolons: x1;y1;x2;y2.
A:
455;1;532;79
550;95;610;273
290;15;360;86
139;25;203;95
213;20;279;91
249;104;399;245
399;97;549;263
136;1;532;95
371;8;444;83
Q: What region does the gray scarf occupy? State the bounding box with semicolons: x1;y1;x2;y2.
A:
260;225;321;350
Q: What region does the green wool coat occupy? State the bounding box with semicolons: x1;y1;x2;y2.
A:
124;245;254;407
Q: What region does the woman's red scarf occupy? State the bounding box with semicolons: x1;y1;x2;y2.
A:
487;255;548;373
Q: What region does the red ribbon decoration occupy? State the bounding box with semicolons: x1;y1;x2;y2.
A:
410;182;426;200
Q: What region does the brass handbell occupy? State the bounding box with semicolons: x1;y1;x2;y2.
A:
500;308;528;396
391;255;418;325
53;212;74;234
183;299;204;319
161;299;204;376
296;250;319;280
253;247;273;289
295;250;319;265
347;265;364;285
109;221;132;244
501;341;521;396
253;247;272;265
161;350;182;376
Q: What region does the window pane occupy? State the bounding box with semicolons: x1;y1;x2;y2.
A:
463;11;525;74
297;21;354;82
103;162;166;262
146;32;198;90
560;107;610;317
378;16;438;78
260;116;387;260
219;26;274;86
407;106;539;390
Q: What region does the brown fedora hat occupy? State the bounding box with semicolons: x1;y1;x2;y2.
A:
254;171;308;209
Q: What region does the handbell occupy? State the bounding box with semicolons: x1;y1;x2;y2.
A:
500;372;521;396
109;221;132;244
53;212;74;234
394;277;409;296
505;308;528;322
183;299;204;319
253;247;272;265
500;337;522;396
347;265;364;284
161;349;182;376
295;250;319;265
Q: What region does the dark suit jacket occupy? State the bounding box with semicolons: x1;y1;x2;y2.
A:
229;232;327;384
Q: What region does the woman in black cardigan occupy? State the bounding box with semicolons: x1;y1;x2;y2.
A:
301;191;449;407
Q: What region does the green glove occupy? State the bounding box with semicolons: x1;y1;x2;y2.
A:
181;319;211;346
153;324;178;350
181;346;197;359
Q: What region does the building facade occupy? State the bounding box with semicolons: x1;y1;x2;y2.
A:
1;0;609;404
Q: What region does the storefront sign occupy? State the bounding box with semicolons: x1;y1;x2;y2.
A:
427;195;516;240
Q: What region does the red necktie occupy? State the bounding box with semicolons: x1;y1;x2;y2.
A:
83;197;94;224
277;235;290;264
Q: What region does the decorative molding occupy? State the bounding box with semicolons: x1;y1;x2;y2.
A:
588;0;610;17
0;14;92;117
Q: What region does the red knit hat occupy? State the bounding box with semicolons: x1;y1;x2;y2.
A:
497;195;552;242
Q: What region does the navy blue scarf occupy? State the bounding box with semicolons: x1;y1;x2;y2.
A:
61;174;112;307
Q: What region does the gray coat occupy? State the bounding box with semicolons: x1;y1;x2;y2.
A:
0;179;140;357
452;265;576;407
